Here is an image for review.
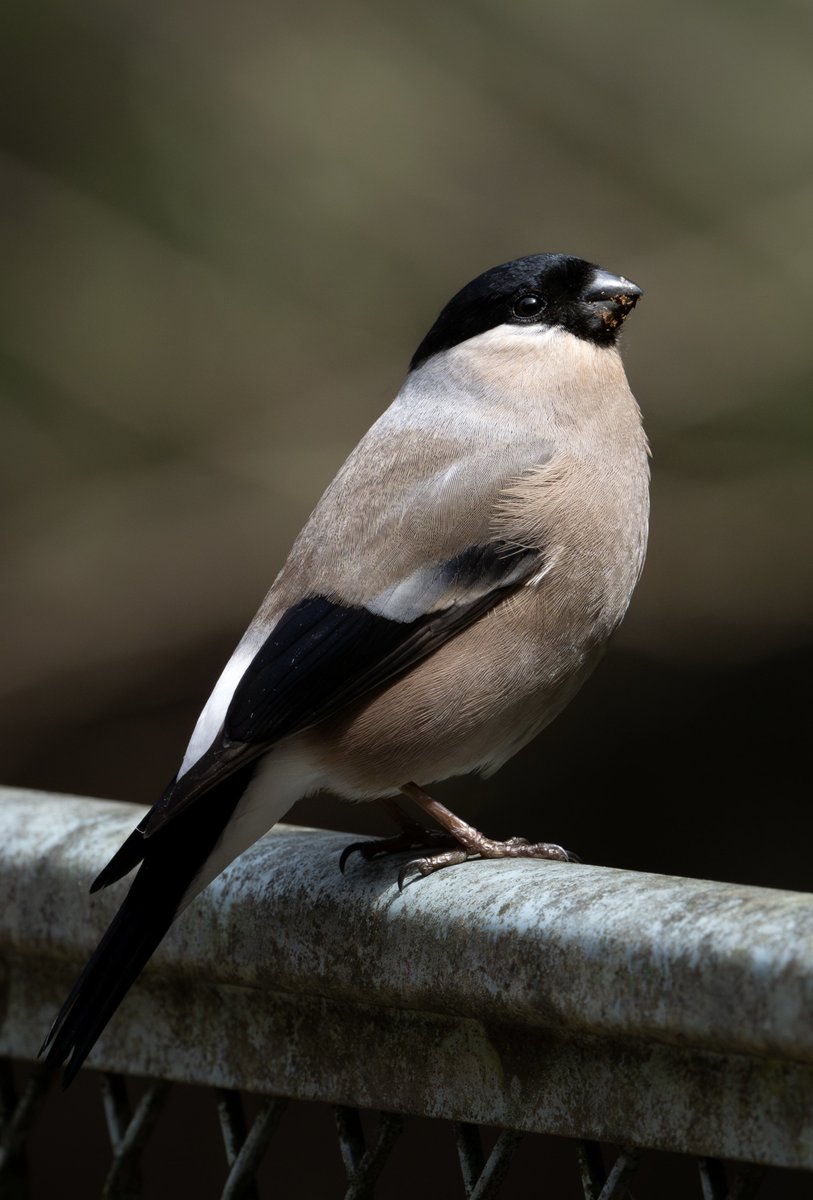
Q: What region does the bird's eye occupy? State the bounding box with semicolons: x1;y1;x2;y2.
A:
512;293;545;319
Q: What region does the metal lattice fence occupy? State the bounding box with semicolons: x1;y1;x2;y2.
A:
0;787;811;1198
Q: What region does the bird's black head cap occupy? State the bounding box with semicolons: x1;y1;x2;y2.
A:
410;253;642;370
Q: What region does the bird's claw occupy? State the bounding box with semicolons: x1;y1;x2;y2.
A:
398;848;472;891
339;829;461;875
339;813;579;888
396;839;580;889
397;857;428;892
339;840;376;874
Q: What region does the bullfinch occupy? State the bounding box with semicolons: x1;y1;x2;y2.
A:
44;252;649;1082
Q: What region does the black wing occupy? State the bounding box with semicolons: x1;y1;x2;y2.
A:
94;539;541;885
226;540;540;743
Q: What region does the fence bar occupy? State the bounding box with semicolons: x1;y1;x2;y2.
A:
0;787;811;1172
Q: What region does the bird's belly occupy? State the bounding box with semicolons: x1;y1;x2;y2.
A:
302;586;606;798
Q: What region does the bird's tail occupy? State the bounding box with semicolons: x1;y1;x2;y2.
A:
42;766;253;1086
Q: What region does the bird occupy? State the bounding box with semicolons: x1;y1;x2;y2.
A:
43;251;649;1084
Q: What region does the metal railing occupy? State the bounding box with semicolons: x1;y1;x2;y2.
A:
0;786;811;1198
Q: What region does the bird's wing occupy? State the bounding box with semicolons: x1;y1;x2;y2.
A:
94;378;554;883
92;529;544;893
147;538;541;829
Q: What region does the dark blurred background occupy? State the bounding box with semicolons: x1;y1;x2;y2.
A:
2;0;810;887
1;0;812;1193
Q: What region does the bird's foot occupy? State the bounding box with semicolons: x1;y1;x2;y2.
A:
339;797;461;874
397;835;574;890
396;782;577;890
339;827;461;874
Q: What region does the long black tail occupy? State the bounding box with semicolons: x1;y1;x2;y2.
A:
42;766;252;1086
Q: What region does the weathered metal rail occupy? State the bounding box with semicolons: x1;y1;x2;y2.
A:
0;786;811;1197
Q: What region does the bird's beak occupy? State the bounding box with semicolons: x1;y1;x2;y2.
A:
583;269;643;331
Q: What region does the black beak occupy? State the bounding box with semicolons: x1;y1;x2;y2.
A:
585;269;642;305
582;269;642;333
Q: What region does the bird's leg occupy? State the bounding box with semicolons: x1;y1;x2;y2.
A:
397;781;574;890
338;797;461;874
